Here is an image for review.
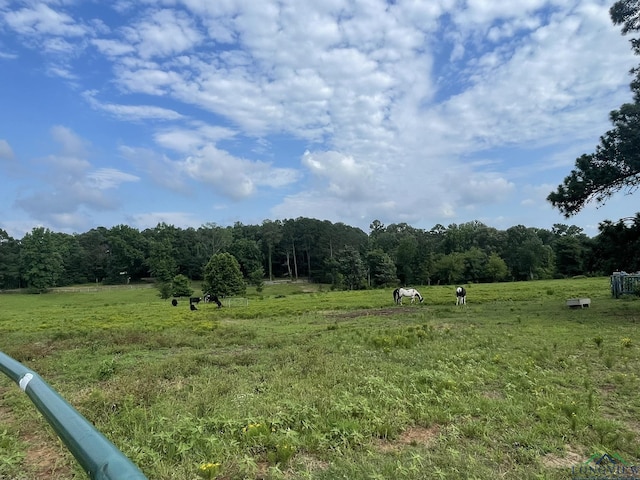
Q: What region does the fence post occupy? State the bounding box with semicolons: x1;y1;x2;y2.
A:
0;351;148;480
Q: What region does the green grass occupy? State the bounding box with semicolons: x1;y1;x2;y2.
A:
1;278;639;479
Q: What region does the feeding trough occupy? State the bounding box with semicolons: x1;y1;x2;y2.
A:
566;298;591;308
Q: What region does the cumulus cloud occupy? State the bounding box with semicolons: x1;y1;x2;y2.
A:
119;145;188;192
181;144;300;199
153;123;237;153
0;139;14;160
87;168;139;190
126;211;202;231
3;3;89;37
83;90;185;121
13;127;139;228
121;8;203;59
301;150;375;201
1;0;638;232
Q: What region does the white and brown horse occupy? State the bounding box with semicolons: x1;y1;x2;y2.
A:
393;287;423;305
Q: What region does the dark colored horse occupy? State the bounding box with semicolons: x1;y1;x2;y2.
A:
204;293;222;308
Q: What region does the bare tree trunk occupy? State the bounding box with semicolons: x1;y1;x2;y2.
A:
292;242;299;280
285;251;292;279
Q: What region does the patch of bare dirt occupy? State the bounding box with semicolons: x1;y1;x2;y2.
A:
375;425;440;453
541;446;584;469
482;390;505;400
330;307;405;319
22;433;73;480
1;386;73;479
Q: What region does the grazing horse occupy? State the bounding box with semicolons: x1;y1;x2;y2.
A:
456;286;466;305
204;292;222;308
393;287;424;305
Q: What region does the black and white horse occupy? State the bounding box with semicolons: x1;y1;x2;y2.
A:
393;287;423;305
456;286;466;305
203;292;222;308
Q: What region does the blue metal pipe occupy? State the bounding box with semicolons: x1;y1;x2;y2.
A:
0;351;148;480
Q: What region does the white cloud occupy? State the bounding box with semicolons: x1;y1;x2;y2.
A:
83;90;185;121
119;145;188;192
0;139;14;160
0;50;17;59
153;123;237;152
91;38;136;57
127;211;202;231
3;3;89;37
2;0;639;234
181;144;300;199
122;8;203;59
301;150;375;201
87;168;140;189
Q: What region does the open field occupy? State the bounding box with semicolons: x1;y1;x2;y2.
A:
1;278;639;479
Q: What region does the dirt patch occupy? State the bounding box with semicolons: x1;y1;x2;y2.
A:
482;390;505;400
375;425;440;453
541;446;583;469
288;453;330;474
330;307;405;319
22;433;73;479
0;386;73;479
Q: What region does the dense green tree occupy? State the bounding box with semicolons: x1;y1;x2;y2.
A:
281;219;299;280
0;229;21;289
104;225;147;283
413;250;435;285
261;219;283;281
396;235;418;285
369;220;400;255
55;233;89;286
553;236;586;277
228;238;263;279
503;226;555;280
202;252;246;297
590;215;640;273
157;281;173;300
335;246;366;290
548;0;640;216
147;238;177;283
173;227;204;279
550;224;591;277
20;227;64;291
463;247;488;283
484;253;509;282
198;223;233;258
0;215;615;293
172;274;194;297
433;252;466;285
248;266;265;292
366;248;397;287
77;227;109;283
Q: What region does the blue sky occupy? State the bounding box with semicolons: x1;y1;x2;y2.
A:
1;0;638;239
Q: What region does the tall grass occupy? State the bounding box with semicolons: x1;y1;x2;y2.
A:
1;277;639;479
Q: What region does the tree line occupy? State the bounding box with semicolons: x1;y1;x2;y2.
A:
1;215;640;293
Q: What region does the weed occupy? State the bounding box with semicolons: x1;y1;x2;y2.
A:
96;357;117;380
196;462;221;479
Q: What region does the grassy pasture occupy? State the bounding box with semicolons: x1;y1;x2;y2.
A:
1;277;639;479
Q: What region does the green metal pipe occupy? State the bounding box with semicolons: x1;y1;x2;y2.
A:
0;351;148;480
